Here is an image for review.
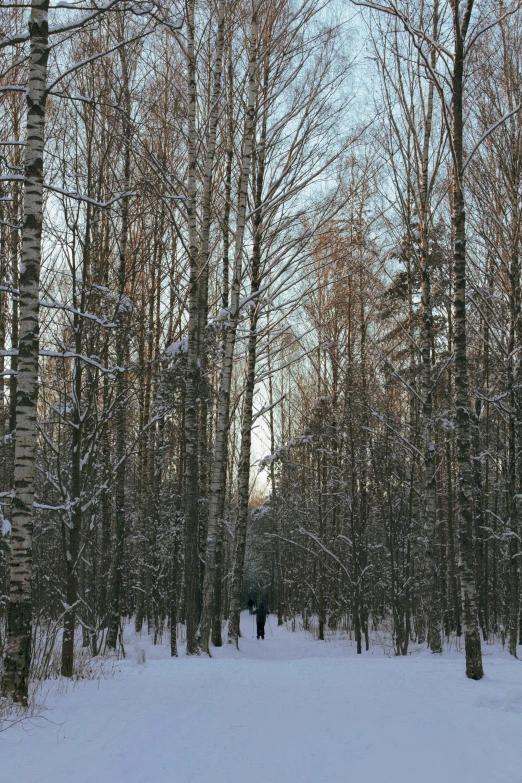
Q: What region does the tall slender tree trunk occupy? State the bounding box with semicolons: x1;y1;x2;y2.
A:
199;0;226;649
227;322;258;645
0;168;7;649
200;3;259;654
419;8;442;653
182;0;226;654
107;41;132;651
508;195;521;657
61;358;83;675
2;0;50;704
227;83;267;644
9;111;21;442
451;3;483;680
61;204;91;676
266;334;284;626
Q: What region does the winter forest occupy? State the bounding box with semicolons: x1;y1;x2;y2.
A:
2;0;522;779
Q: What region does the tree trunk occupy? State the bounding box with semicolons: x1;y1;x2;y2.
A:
451;11;483;680
2;0;50;704
107;41;131;652
199;2;259;654
419;16;442;653
227;58;268;645
183;0;203;655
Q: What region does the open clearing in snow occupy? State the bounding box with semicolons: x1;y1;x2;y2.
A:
2;614;522;783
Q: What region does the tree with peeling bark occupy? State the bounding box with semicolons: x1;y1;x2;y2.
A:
0;0;160;699
1;0;50;705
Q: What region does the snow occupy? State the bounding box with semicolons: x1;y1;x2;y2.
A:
2;614;522;783
165;337;188;356
40;299;118;328
44;184;133;210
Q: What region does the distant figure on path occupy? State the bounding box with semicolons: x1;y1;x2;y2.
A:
256;603;267;639
248;598;255;614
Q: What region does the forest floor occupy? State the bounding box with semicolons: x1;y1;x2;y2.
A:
2;614;522;783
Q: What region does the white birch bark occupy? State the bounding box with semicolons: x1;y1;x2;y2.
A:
419;3;442;654
199;2;259;653
197;0;226;648
451;0;483;680
228;51;268;645
2;0;50;703
182;0;202;655
182;0;226;654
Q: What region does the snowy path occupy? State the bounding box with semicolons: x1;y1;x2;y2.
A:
2;615;522;783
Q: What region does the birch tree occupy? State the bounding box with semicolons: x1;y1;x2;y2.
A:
200;0;259;654
2;0;50;705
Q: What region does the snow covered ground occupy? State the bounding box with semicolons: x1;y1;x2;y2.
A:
2;614;522;783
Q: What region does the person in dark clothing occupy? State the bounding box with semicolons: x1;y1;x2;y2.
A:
247;598;254;615
256;603;267;639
